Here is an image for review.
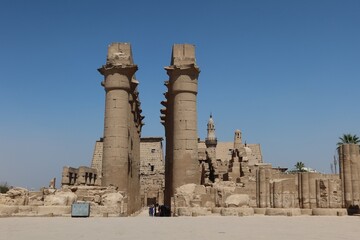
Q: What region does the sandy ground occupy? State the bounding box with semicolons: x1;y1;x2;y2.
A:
1;213;360;240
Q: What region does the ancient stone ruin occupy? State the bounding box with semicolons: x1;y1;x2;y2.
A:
1;43;359;217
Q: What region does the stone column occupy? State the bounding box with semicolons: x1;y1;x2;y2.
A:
162;86;173;206
339;144;353;207
309;173;317;209
300;172;310;209
350;144;360;206
98;43;137;190
339;145;345;207
257;167;270;208
165;44;201;198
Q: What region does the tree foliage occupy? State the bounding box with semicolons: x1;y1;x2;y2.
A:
294;161;306;172
337;134;360;146
0;182;9;194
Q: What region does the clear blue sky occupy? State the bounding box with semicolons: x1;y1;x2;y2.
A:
0;0;359;189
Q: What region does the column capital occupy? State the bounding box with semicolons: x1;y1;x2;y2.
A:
98;64;138;77
164;64;200;76
98;64;138;91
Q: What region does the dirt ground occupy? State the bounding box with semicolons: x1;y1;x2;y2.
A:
1;215;360;240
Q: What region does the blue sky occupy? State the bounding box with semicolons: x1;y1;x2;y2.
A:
0;0;359;189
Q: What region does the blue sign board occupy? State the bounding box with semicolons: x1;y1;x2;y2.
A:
71;202;90;217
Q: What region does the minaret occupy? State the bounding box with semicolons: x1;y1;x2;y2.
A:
205;114;217;160
234;129;242;150
98;43;142;192
162;44;201;205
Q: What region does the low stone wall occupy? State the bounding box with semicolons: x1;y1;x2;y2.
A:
0;185;350;217
174;207;348;217
0;186;128;217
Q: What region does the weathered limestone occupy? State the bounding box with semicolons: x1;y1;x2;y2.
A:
224;194;249;207
162;44;201;206
44;191;77;206
0;187;29;205
0;186;132;217
98;43;143;215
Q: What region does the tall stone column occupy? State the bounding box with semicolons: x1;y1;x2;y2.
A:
98;43;138;190
339;144;360;208
339;144;353;207
299;172;310;209
164;44;201;203
350;144;360;206
257;166;271;208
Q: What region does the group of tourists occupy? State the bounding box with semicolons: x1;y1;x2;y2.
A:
148;204;170;217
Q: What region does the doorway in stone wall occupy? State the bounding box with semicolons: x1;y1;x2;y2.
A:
147;197;157;206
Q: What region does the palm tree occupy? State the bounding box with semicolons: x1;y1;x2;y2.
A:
294;161;305;172
337;134;360;146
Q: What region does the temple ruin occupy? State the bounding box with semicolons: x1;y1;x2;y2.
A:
1;43;359;217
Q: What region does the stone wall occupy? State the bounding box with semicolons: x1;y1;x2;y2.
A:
139;137;165;206
0;186;131;217
61;166;99;186
90;139;104;184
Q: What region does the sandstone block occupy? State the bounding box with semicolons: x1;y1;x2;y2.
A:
0;195;27;205
203;200;215;209
17;206;37;215
44;191;77;206
194;185;206;195
254;208;266;215
28;191;44;206
0;205;19;216
312;208;347;216
28;197;44;206
211;207;222;214
225;194;249;207
191;207;211;216
238;208;254;216
300;209;313;215
176;184;196;195
177;207;192;216
37;206;71;216
265;208;301;216
7;188;28;197
190;199;201;207
220;208;238;216
101;192;124;206
0;187;29;205
175;195;188;207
